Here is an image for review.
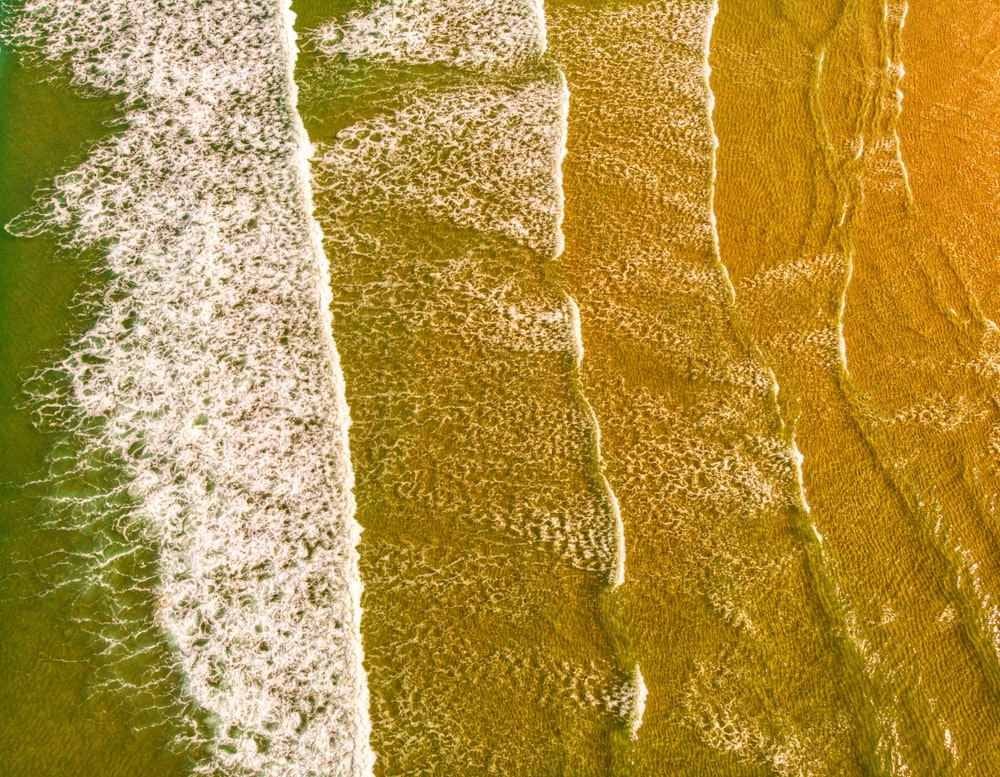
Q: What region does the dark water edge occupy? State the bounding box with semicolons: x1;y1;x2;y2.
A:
0;38;195;777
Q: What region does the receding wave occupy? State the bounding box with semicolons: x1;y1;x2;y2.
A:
3;1;373;774
315;76;567;259
312;0;623;591
301;0;639;770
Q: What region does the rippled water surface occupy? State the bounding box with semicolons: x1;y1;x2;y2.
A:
2;0;1000;775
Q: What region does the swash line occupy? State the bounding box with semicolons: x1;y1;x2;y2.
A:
545;2;639;735
711;4;895;772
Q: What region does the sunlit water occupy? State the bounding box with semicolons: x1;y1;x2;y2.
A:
2;0;999;775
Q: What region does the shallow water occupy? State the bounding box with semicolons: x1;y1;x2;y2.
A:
2;0;1000;775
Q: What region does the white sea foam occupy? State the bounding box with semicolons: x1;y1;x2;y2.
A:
314;0;546;71
844;1;912;202
764;327;843;369
547;0;718;215
836;250;854;377
739;253;845;295
628;664;648;739
4;1;373;774
789;433;811;514
883;0;913;202
305;0;633;760
567;295;626;586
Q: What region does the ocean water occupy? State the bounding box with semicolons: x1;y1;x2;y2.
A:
2;0;1000;776
0;1;371;775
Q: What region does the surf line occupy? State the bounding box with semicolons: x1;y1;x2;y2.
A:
4;0;375;774
554;72;626;591
280;3;375;775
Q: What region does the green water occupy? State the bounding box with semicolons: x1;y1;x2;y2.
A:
0;47;196;776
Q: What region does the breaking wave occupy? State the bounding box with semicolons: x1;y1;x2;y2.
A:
3;1;373;774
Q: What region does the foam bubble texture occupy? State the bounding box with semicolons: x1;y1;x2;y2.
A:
314;0;546;71
302;0;637;762
546;0;719;211
4;1;374;774
315;75;567;259
309;1;622;581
